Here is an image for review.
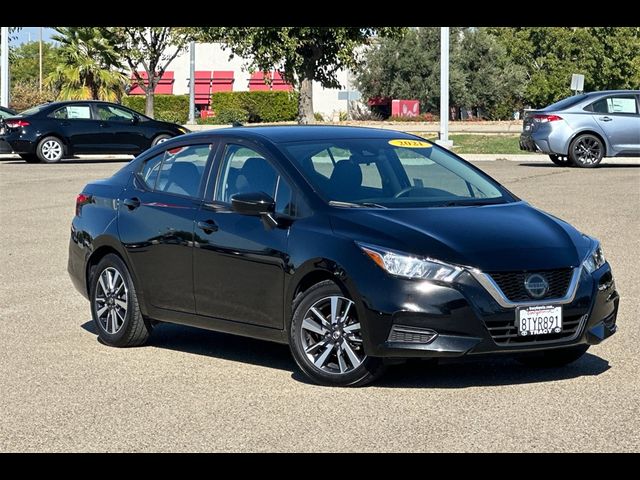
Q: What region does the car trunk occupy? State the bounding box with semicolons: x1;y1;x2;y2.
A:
522;110;544;133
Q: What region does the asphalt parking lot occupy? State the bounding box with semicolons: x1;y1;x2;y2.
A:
1;154;639;452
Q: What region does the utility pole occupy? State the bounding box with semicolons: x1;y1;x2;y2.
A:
39;27;43;93
188;41;195;124
436;27;453;148
1;27;9;107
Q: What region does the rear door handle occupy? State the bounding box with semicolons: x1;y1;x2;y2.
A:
123;197;140;210
599;116;613;122
100;122;111;128
197;219;218;233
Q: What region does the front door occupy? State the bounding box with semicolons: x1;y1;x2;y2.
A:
193;142;293;329
118;143;215;312
94;103;147;153
590;94;640;153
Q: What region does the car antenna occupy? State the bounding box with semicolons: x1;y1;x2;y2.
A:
232;121;244;127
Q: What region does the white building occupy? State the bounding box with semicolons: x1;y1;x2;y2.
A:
132;43;357;120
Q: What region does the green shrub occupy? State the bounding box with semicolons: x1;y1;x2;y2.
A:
197;108;249;125
211;91;298;123
122;95;189;124
314;112;325;122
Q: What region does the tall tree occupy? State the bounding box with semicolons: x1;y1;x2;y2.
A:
196;27;406;124
10;41;61;85
489;27;640;108
104;27;191;118
47;27;126;101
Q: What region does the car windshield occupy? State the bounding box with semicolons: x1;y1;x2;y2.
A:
280;138;512;208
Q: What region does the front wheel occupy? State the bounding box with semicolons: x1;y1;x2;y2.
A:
90;254;152;347
289;280;385;387
548;154;570;166
569;134;604;168
151;134;172;147
516;344;589;367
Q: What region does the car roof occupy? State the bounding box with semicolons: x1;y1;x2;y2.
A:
583;89;640;96
182;125;420;144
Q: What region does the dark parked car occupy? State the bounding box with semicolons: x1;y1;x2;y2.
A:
0;105;16;119
0;100;189;163
520;90;640;167
68;126;619;386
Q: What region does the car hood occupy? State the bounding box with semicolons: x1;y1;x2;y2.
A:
330;201;590;272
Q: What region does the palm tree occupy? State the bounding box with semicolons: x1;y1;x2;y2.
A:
47;27;127;101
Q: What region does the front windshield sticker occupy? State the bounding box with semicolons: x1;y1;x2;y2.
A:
388;139;431;148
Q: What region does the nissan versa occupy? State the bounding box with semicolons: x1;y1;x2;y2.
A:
68;126;619;386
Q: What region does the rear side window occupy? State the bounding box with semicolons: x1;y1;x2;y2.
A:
50;105;92;120
139;144;212;198
589;96;638;114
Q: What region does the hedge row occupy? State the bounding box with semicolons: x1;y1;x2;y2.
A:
210;91;298;124
122;95;190;124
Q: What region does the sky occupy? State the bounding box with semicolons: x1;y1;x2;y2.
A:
13;27;55;45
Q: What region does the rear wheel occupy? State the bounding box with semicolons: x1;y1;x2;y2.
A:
569;134;604;168
90;254;152;347
548;154;570;166
289;280;385;387
36;136;65;163
19;154;40;163
517;345;589;367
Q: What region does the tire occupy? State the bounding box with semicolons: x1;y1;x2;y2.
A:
289;280;385;387
19;154;40;163
568;134;604;168
548;154;570;166
516;344;589;368
36;136;65;163
90;253;152;347
151;134;172;147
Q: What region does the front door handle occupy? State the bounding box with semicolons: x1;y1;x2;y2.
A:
197;219;218;233
599;116;613;122
123;197;140;210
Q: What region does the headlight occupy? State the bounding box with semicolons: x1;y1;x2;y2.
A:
583;242;606;273
357;242;463;282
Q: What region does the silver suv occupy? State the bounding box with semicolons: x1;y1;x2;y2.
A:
520;90;640;167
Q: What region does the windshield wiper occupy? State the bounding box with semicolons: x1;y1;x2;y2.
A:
443;199;505;207
328;201;387;209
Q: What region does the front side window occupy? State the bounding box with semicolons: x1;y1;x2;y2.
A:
281;138;511;208
140;144;211;198
590;96;638;114
96;104;135;122
50;105;92;120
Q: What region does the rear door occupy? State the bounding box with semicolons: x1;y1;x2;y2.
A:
117;143;216;313
588;94;640;154
93;103;147;153
48;103;104;153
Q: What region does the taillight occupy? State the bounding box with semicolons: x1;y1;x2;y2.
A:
5;120;30;128
533;114;563;123
76;193;92;216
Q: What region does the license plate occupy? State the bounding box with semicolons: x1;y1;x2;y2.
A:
517;305;562;336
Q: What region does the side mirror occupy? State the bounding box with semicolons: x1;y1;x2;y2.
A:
231;192;278;228
231;192;275;216
132;114;140;124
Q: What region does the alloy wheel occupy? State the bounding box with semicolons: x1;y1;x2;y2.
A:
572;137;602;166
41;140;62;161
299;295;364;374
94;267;128;334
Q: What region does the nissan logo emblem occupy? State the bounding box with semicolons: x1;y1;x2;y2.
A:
524;273;549;299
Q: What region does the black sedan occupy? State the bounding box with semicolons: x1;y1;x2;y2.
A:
0;100;188;163
68;126;619;386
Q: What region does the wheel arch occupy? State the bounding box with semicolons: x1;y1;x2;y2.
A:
567;129;608;157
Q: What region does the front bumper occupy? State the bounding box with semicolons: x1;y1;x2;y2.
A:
358;263;618;358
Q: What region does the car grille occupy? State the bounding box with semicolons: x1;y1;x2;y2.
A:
485;314;587;345
488;269;573;302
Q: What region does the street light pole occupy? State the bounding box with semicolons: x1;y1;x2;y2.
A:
39;27;43;94
188;41;195;124
1;27;9;107
436;27;453;148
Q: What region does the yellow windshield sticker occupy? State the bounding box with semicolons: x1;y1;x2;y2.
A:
388;139;432;148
